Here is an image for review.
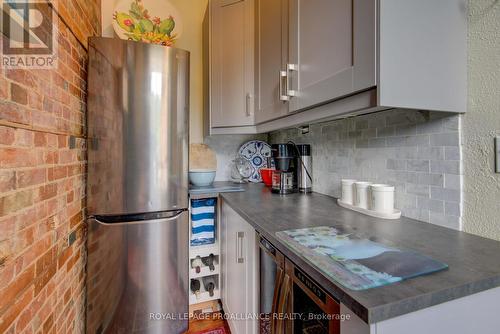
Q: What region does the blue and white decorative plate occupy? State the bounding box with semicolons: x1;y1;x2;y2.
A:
238;140;272;183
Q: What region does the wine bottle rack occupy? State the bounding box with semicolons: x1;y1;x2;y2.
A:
188;194;221;308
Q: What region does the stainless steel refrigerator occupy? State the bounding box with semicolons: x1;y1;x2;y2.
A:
86;37;190;334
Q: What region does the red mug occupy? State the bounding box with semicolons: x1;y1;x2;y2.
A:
260;168;274;186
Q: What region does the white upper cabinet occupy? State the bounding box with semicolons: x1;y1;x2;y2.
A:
287;0;376;112
254;0;290;124
206;0;467;134
377;0;467;113
209;0;255;128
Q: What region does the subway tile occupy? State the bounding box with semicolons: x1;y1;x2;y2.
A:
406;184;430;197
386;159;406;171
321;125;334;135
444;147;461;160
417;197;444;213
355;139;369;148
416;173;444;187
348;131;362;139
362;128;377;138
386;136;407;147
430;133;459;146
442;116;460;131
347;119;357;131
416;119;443;134
407;160;430;172
355;120;368;130
431;187;460;202
430;213;460;230
393;147;418;159
371;159;387;172
417;147;444;160
367;114;386;129
395;193;417;209
445;202;461;217
405;172;418;184
270;108;462;224
404;208;430;223
405;135;430;147
386;171;410;184
386;113;412;126
395;124;417;136
368;138;387;148
377;127;396;137
430;160;461;174
444;174;461;190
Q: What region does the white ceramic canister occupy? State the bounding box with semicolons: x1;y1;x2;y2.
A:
341;179;357;205
370;184;395;213
354;182;372;209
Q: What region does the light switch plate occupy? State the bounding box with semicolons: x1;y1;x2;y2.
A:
495;137;500;173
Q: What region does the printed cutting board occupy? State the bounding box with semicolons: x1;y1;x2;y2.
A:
276;226;448;290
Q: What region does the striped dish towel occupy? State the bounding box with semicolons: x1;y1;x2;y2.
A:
191;198;216;246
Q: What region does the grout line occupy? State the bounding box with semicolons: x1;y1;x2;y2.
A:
0;119;86;138
48;1;91;52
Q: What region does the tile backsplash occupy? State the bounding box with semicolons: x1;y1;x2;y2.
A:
270;109;462;229
204;134;269;181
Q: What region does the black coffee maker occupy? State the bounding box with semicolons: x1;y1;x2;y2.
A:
270;144;298;194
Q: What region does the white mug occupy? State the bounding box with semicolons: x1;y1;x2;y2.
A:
370;184;395;213
354;182;372;209
341;179;357;205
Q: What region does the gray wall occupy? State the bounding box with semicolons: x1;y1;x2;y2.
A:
270;109;462;229
462;0;500;240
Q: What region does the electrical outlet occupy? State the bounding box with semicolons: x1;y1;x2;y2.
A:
496;137;500;174
298;125;310;135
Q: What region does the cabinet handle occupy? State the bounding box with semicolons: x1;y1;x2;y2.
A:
279;71;290;101
271;267;284;334
286;63;298;98
237;231;244;263
245;93;253;117
276;273;292;334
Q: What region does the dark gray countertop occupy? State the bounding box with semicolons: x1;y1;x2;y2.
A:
189;181;245;197
220;184;500;324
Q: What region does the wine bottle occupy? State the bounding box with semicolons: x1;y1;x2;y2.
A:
191;279;201;299
202;253;216;271
202;276;216;297
191;256;203;273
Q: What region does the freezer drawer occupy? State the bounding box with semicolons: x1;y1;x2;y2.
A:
86;211;189;334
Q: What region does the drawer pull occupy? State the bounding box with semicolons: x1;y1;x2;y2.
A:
237;231;244;263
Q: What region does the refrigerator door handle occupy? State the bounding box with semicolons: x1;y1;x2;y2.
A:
90;209;187;226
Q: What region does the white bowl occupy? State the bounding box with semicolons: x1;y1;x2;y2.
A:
189;169;216;187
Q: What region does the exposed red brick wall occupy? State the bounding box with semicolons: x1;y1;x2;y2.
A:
0;1;100;333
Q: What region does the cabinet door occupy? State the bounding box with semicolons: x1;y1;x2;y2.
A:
255;0;289;124
288;0;376;112
221;203;258;334
210;0;255;127
220;203;230;308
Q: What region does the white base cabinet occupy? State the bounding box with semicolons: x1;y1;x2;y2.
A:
221;201;258;334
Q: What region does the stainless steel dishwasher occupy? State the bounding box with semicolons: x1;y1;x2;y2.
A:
258;233;341;334
259;234;285;334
